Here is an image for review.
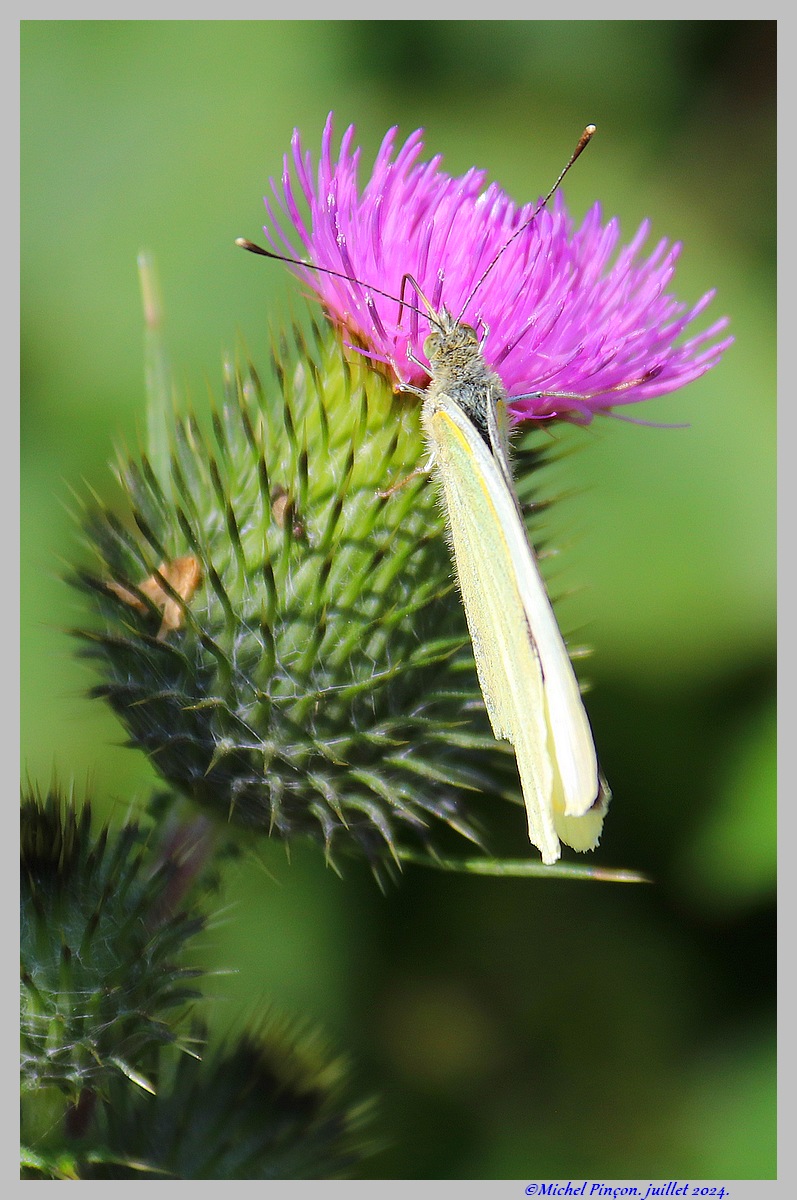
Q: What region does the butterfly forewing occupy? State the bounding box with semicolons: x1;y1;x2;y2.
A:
484;394;601;817
423;393;554;860
423;391;604;862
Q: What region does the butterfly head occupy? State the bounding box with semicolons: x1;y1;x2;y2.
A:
423;309;481;375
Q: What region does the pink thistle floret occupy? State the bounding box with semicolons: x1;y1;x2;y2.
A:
261;114;731;422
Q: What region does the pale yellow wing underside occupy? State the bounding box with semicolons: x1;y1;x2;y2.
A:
422;392;606;864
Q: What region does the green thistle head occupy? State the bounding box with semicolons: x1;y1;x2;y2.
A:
74;320;518;879
20;785;203;1106
82;1018;373;1179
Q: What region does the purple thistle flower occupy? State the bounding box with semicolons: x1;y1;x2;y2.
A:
261;113;731;422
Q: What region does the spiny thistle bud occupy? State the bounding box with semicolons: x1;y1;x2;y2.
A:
20;786;204;1115
74;322;521;879
80;1018;372;1179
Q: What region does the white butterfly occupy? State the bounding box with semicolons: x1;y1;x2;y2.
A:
417;308;608;865
238;125;612;863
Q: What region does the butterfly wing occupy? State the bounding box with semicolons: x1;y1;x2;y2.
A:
485;394;605;819
423;391;606;864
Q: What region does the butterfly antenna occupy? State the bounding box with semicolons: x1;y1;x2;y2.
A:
456;123;596;323
235;237;432;325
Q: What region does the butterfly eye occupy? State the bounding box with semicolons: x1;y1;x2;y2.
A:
423;333;439;359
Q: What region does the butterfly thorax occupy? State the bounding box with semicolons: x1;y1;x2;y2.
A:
422;308;506;440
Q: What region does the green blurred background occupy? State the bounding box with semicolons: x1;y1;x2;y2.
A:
21;21;775;1179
